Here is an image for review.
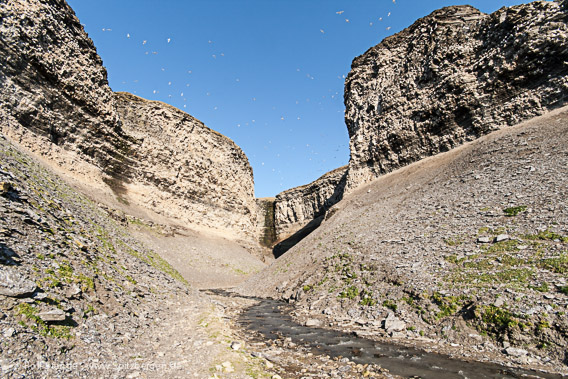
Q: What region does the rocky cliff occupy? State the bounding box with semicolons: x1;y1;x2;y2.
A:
0;0;130;177
344;1;568;190
269;1;568;245
114;92;257;241
0;0;257;242
273;166;347;241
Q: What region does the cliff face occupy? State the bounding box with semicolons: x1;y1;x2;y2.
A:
0;0;257;242
0;0;130;176
115;92;257;240
273;166;347;241
344;1;568;190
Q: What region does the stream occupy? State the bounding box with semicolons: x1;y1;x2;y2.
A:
223;292;565;379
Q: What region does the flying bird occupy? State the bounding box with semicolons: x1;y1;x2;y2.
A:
167;38;171;43
345;19;350;23
336;10;344;14
126;33;130;38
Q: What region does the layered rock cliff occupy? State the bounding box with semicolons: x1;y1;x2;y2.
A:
344;1;568;190
0;0;257;242
273;166;347;241
115;92;257;240
0;0;131;176
267;1;568;246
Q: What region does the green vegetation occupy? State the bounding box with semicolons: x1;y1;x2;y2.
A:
303;284;314;292
15;304;73;339
444;236;465;246
481;239;519;254
359;289;376;306
382;299;397;312
338;286;359;300
560;286;568;295
524;229;568;242
503;205;527;217
432;292;465;319
477;305;519;335
538;253;568;274
529;282;549;292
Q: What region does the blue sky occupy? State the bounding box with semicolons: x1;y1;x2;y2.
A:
67;0;529;198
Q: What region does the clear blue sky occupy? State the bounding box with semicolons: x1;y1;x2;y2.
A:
67;0;530;198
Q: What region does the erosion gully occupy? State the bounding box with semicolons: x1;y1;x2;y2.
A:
206;290;564;379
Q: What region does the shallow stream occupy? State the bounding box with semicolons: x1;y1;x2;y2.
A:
234;295;564;379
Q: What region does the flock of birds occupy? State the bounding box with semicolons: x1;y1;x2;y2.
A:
96;4;396;192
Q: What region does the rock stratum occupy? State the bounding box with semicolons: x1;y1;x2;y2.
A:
0;0;257;242
344;0;568;190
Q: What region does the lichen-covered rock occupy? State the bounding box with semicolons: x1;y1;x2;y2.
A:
274;166;347;240
114;92;256;240
344;1;568;191
0;0;131;175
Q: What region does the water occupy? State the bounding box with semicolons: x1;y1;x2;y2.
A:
231;294;565;379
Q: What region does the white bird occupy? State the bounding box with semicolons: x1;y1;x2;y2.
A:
126;33;130;38
143;40;147;45
386;26;392;31
320;29;325;34
167;38;171;43
388;12;391;17
345;18;350;23
168;81;172;85
336;10;344;14
370;22;373;26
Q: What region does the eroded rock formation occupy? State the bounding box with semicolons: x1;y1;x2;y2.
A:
0;0;130;176
115;92;257;240
344;1;568;190
0;0;257;241
273;166;347;241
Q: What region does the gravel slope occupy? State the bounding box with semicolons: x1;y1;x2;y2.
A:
238;106;568;374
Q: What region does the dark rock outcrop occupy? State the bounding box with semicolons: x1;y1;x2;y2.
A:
344;1;568;190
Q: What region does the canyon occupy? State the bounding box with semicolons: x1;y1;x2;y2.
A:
1;0;567;377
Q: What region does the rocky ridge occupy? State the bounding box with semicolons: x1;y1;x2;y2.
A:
273;166;347;242
0;0;128;176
